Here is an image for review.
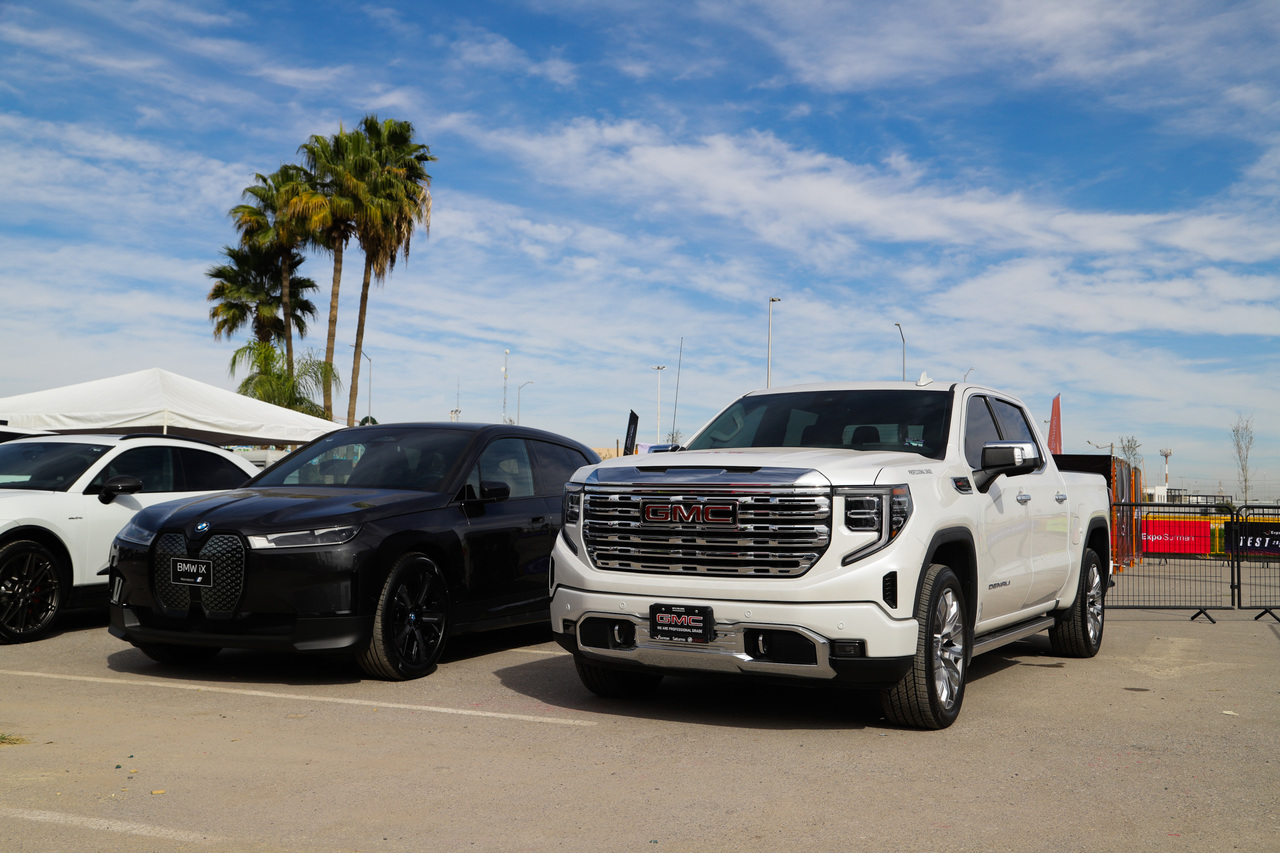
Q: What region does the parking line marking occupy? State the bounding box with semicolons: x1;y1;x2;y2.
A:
0;670;595;727
0;807;224;844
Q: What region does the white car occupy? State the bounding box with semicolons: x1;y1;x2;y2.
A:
0;433;259;642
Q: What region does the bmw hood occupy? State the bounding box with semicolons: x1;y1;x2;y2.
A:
136;487;453;536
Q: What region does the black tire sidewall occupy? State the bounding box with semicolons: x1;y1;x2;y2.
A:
0;539;67;643
366;553;449;680
922;565;968;728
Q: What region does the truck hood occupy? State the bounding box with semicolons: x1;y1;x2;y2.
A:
587;447;933;487
135;487;453;536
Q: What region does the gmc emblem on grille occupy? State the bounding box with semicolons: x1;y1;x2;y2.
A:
641;501;738;525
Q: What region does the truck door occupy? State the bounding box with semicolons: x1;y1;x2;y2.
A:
988;398;1071;608
965;394;1033;626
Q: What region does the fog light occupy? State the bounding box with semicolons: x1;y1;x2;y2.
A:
832;640;866;658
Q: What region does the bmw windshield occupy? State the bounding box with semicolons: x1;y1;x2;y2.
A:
255;427;473;492
0;442;111;491
686;389;952;459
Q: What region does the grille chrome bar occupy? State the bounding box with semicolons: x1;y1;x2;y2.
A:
583;485;831;577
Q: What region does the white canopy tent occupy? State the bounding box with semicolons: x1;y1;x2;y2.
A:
0;368;341;446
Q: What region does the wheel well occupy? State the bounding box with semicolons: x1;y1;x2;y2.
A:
365;532;457;607
927;536;977;626
1085;523;1111;576
0;526;72;581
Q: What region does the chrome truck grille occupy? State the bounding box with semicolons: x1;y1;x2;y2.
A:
582;481;832;577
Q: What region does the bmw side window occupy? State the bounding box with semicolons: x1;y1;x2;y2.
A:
470;438;536;499
964;396;1001;469
178;448;251;491
530;441;586;497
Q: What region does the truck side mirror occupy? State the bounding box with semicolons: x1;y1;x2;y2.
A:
98;474;144;504
973;441;1040;493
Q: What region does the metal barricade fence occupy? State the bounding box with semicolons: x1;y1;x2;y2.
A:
1231;505;1280;621
1107;502;1280;622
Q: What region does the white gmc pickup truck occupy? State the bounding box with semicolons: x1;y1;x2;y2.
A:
550;380;1111;728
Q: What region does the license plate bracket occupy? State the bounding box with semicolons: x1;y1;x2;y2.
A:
170;557;213;587
649;603;714;644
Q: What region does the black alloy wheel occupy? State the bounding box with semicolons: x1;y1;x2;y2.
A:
0;539;67;643
359;553;450;680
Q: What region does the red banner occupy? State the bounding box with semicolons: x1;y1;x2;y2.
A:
1142;518;1210;554
1047;394;1062;455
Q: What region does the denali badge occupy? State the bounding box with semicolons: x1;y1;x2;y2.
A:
641;501;737;525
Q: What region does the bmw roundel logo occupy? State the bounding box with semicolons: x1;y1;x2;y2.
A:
195;522;210;533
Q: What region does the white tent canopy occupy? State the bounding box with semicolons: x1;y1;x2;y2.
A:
0;368;341;446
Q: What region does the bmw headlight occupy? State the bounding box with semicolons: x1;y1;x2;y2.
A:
247;525;360;550
117;516;160;547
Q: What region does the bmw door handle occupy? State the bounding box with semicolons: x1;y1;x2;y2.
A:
1016;492;1032;504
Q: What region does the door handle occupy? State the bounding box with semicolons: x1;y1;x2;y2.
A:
1016;493;1032;504
1055;493;1068;503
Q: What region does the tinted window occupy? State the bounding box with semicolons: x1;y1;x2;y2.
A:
93;446;177;493
179;448;251;491
0;441;109;491
990;399;1038;446
530;441;591;496
964;396;1001;469
686;389;952;458
464;438;536;499
256;427;472;492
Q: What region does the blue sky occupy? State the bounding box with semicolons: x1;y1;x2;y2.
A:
1;0;1277;497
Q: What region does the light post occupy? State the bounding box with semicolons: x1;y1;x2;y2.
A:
767;297;781;387
1087;440;1114;456
963;367;974;381
1159;448;1172;486
894;323;905;381
517;381;533;425
651;365;666;443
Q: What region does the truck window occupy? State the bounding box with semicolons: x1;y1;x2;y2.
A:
964;396;1001;469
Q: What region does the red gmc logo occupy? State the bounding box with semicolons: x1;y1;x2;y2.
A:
641;502;737;525
655;612;704;627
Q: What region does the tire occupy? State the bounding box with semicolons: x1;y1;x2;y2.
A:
573;655;663;699
881;563;969;729
1049;547;1105;658
359;553;449;681
137;643;222;665
0;539;68;643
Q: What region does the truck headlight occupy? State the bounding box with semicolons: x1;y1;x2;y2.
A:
836;485;912;564
561;484;584;555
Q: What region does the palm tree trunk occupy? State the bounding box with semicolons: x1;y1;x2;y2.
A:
324;241;344;419
347;256;374;427
281;254;294;379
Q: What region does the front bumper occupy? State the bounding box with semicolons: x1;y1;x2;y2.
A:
550;586;916;687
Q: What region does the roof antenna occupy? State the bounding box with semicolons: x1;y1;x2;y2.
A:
916;371;933;387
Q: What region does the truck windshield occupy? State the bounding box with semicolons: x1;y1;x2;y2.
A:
686;389;952;459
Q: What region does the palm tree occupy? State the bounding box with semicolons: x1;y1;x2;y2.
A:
230;341;340;418
231;165;310;378
206;243;319;345
293;129;366;420
345;115;435;426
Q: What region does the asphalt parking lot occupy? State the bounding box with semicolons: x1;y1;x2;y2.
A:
2;608;1278;853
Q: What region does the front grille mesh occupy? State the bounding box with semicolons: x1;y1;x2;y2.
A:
583;486;831;576
152;533;246;616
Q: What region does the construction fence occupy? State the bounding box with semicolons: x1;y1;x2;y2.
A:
1108;502;1280;622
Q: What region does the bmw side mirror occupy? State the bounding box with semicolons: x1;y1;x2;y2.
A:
479;480;511;502
99;475;144;504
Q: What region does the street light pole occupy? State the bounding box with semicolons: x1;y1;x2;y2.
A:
517;381;533;425
894;323;906;381
767;297;781;387
1159;448;1172;486
651;365;666;443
